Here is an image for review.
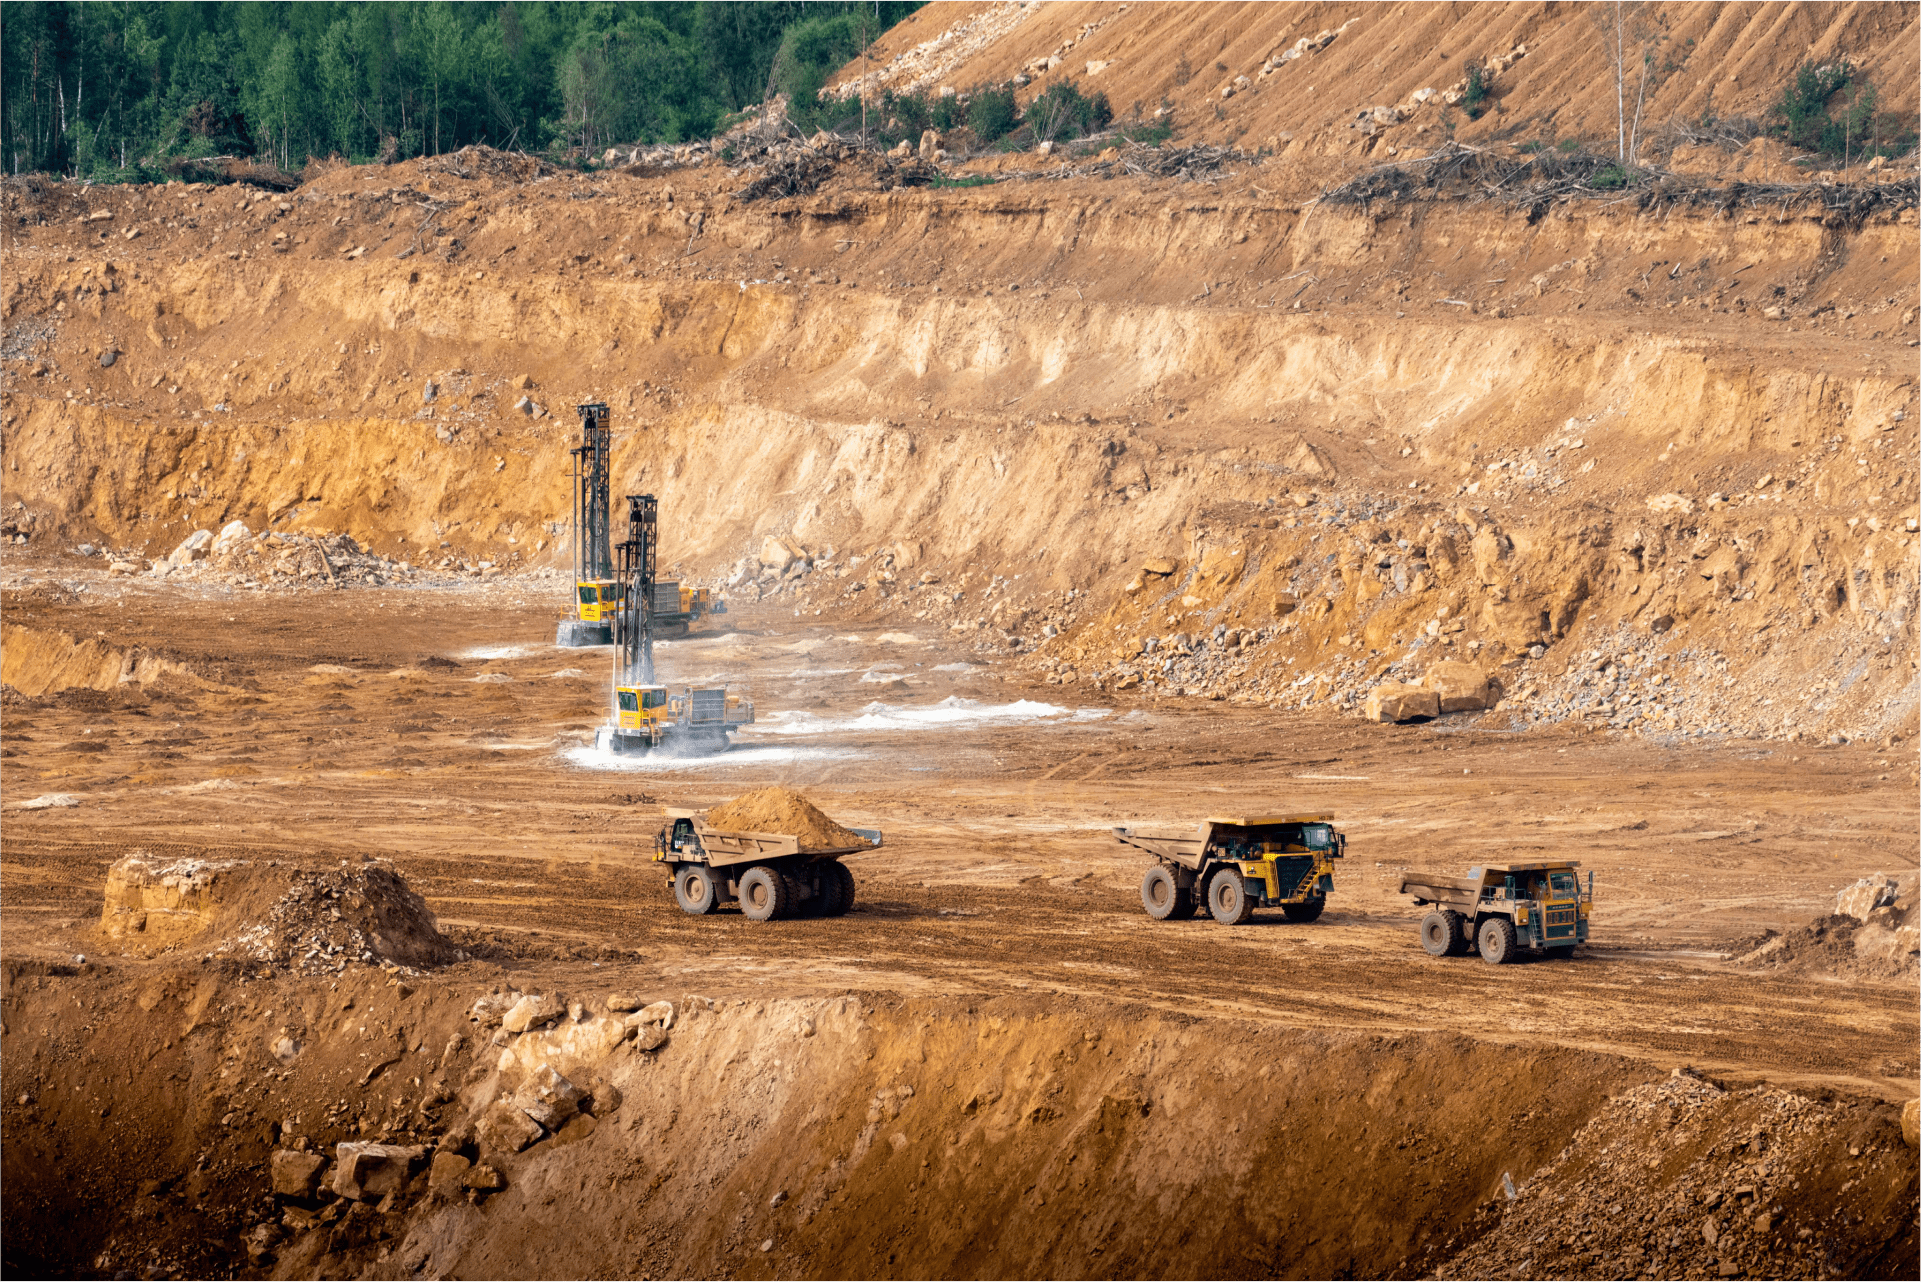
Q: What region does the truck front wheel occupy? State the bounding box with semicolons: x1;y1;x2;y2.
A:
1477;916;1518;965
674;865;721;916
1282;897;1325;923
1140;866;1193;921
1205;868;1256;925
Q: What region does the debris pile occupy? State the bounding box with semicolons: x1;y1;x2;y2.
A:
145;520;425;591
1732;872;1918;980
1436;1071;1918;1281
100;852;460;973
704;786;871;850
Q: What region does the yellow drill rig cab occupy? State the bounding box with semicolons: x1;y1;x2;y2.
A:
614;683;670;729
576;579;625;623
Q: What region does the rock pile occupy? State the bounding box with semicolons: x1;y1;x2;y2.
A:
704;786;872;851
1734;872;1918;979
148;520;424;591
1438;1071;1916;1281
100;852;460;973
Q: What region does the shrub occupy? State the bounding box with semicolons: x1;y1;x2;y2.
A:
966;83;1019;143
1461;63;1490;119
1027;79;1113;142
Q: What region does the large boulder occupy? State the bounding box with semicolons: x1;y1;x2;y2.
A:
1365;683;1440;723
511;1063;584;1130
759;536;799;571
1421;661;1494;713
1835;873;1899;921
330;1142;425;1201
270;1148;328;1197
211;520;252;554
500;992;566;1033
168;529;214;565
476;1099;544;1155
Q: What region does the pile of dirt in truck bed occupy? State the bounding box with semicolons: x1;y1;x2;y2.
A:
99;851;460;974
703;786;871;851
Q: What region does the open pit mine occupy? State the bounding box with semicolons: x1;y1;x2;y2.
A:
3;3;1917;1279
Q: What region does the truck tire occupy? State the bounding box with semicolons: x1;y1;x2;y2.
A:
1442;910;1469;954
1206;867;1256;925
827;861;856;916
1420;910;1453;955
737;865;790;922
1478;916;1518;965
674;865;721;916
1140;866;1193;921
1282;897;1326;923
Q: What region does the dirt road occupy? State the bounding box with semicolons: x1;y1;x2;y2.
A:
6;566;1915;1097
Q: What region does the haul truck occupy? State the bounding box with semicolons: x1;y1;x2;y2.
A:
1116;814;1345;924
593;493;753;755
655;808;881;921
1400;861;1593;963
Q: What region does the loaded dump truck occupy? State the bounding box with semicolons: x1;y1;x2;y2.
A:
655;807;880;922
1400;861;1593;963
1116;814;1345;924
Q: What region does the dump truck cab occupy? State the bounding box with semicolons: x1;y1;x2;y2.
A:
1116;813;1345;925
1401;860;1592;964
598;684;755;754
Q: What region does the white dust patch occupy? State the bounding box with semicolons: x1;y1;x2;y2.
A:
12;793;81;810
789;667;859;679
1296;774;1370;781
308;664;357;675
747;696;1102;737
548;668;588;679
560;743;861;773
458;644;547;661
876;632;923;645
469;673;514;683
932;662;977;673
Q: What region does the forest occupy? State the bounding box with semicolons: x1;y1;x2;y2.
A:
1;1;921;178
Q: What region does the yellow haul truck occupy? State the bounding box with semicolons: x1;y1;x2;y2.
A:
1115;814;1345;924
654;808;881;921
1400;861;1593;963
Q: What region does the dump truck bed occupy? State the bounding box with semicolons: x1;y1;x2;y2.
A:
1398;871;1482;910
662;808;881;868
1115;814;1335;870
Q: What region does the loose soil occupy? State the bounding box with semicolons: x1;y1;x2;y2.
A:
704;785;873;850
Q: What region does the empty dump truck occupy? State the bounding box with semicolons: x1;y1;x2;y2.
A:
1400;861;1592;963
1115;813;1345;924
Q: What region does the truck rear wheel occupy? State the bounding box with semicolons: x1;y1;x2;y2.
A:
1478;916;1517;965
674;865;721;916
826;861;856;916
1140;866;1193;921
737;865;790;922
1420;911;1452;955
1281;897;1325;923
1205;868;1256;925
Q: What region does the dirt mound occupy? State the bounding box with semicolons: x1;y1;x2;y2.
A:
100;853;459;973
1437;1070;1917;1281
704;786;871;851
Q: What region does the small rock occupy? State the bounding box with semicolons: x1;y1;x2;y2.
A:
428;1150;471;1197
636;1000;675;1029
245;1223;282;1265
501;992;565;1033
770;1190;789;1208
475;1100;544;1155
590;1082;624;1116
605;994;643;1013
423;380;438;403
463;1163;506;1192
269;1148;328;1198
626;1021;669;1052
1901;1098;1918;1149
511;1063;584;1130
98;350;117;368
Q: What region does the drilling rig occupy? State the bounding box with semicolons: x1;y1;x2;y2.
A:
555;403;618;647
554;403;726;645
594;494;755;755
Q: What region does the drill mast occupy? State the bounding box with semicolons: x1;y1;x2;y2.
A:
614;493;658;687
569;403;613;583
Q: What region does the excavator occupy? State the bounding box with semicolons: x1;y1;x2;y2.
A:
593;494;755;755
555;404;727;645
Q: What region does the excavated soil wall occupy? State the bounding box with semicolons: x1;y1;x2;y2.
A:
3;955;1913;1280
3;175;1916;739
